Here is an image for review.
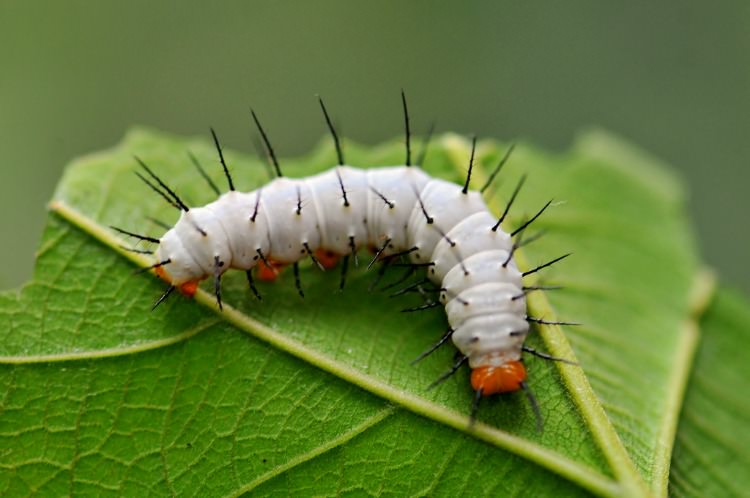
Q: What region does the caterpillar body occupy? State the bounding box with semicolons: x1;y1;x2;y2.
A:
125;96;572;423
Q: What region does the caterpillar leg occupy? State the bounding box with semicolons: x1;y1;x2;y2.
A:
256;258;285;281
178;280;200;297
154;265;200;297
314;249;341;269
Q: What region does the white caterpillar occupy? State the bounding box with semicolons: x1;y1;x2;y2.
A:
122;96;571;421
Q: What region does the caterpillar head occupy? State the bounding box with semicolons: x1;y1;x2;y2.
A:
152;220;213;297
150;207;237;312
470;361;527;395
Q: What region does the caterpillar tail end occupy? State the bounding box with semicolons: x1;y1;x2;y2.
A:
470;361;527;395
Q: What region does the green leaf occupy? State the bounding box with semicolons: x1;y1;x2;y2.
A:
669;288;750;497
0;128;712;496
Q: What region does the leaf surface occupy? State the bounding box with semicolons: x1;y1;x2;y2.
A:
0;128;711;496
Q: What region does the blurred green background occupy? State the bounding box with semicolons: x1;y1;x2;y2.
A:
1;1;748;292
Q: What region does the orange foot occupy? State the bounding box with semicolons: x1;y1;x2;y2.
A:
314;249;341;270
155;265;201;297
256;258;285;281
178;280;200;297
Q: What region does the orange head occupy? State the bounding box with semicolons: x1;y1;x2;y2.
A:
470;361;527;395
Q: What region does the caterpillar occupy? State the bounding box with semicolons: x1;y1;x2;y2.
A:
115;93;574;427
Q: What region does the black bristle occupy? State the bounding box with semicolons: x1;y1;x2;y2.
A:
250;109;283;178
318;96;344;165
210;127;235;191
110;226;160;244
492;174;526;232
135;156;189;211
480;143;516;194
462;136;477;194
401;89;411;166
187;151;221;197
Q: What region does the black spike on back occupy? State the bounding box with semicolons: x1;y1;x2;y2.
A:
492;174;527;232
251;135;276;181
462;136;477;194
412;185;433;224
503;217;535;268
370;186;394;209
480;143;516;194
401;89;411;166
503;224;524;268
335;168;350;207
522;253;571;277
526;316;580;326
317;96;344;165
134;172;180;211
511;199;552;237
134;156;189;212
110;226;160;244
250;109;283;177
250;189;262;223
415;121;435;166
187;151;221;197
512;285;563;300
210;127;235;191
